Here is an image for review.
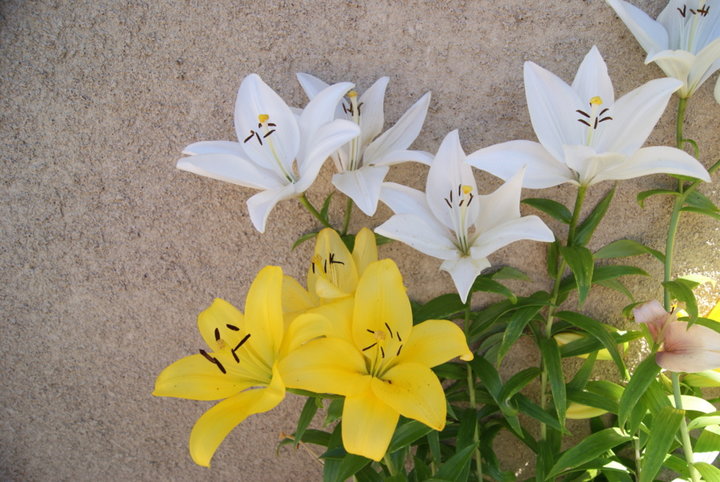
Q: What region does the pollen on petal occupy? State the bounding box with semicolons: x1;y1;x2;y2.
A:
589;96;603;105
461;185;473;195
347;91;358;98
258;114;270;123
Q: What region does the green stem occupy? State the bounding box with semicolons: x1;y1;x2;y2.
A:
341;196;353;236
540;184;588;440
664;196;683;311
383;453;398;477
672;372;701;482
298;193;332;229
464;300;483;481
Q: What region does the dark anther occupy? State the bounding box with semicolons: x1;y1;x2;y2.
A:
263;130;276;138
254;132;263;145
467;193;474;207
458;184;462;197
199;349;226;374
323;259;327;274
311;262;315;274
329;253;344;265
690;8;697;14
444;198;452;208
396;345;403;356
380;346;385;358
357;102;364;115
362;342;377;351
257;122;262;128
244;131;255;143
268;122;276;127
214;328;220;341
226;324;240;331
599;116;613;123
698;5;709;16
594;118;599;129
385;322;393;338
459;199;464;207
449;189;453;202
396;331;402;342
576;109;590;118
678;5;687;16
342;104;348;114
234;334;251;352
231;350;239;363
200;349;214;362
578;118;592;127
366;328;375;334
599;108;609;116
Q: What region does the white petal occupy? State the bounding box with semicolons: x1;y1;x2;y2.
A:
298;81;355;155
471;216;554;260
572;46;615;105
295;119;360;192
379;182;449;235
563;145;628;186
606;0;668;55
176;154;284;190
440;257;491;303
695;1;720;52
425;130;477;231
594;77;682;154
234;74;300;177
656;0;686;49
182;141;245;156
296;72;330;100
375;214;459;260
466;140;574;188
687;38;720;95
246;184;297;233
363;92;431;165
358;77;389;148
369;149;433;167
524;61;585;160
591;146;710;184
332;166;390;216
473;168;523;232
647;50;694;94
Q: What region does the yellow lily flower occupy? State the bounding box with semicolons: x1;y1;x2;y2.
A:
153;266;327;467
280;259;473;461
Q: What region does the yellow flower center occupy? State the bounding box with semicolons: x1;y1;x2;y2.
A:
362;322;405;377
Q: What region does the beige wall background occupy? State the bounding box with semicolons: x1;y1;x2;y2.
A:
2;0;718;479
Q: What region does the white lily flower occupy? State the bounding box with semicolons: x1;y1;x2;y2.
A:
177;74;361;233
606;0;720;99
466;47;710;188
297;73;432;216
375;130;554;303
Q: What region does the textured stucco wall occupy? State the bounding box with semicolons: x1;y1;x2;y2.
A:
1;0;718;479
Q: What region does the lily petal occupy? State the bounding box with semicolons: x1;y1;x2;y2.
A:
298;81;355;157
688;38;720;95
524;61;584;161
375;213;459;260
182;141;245;156
176;154;284;190
572;46;615;106
279;337;370;396
472;168;523;232
307;227;358;299
296;72;331;100
396;319;473;367
716;75;720;103
332;165;390;216
358;76;389;148
153;353;254;401
243;266;285;363
372;362;446;430
342;388;399;461
440;256;491;303
592;146;710;183
188;364;285;467
466;140;574;189
594;77;682;154
471;216;555;260
646;50;695;94
563;145;628;186
280;312;331;356
352;227;379;277
605;0;668;55
658;322;720;372
379;182;450;235
246;184;297;233
282;275;316;315
363;92;431;165
197;298;245;352
234;74;299;177
368;148;434;167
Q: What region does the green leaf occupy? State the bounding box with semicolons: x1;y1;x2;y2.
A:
387;420;433;454
292;231;318;250
663;278;699;321
547;241;560;278
546;428;632;479
499;367;541;402
568;351;598;392
426;430;441;467
684;190;719;212
560;246;594;305
325;398;344;426
522;198;573;224
639;407;684;482
469;356;502;400
597;279;635;301
489;266;531;281
574;185;615;247
540;336;566;425
412;293;465;323
696;424;720;453
497;305;542;364
320;192;334;222
681;206;720;220
618;354;662;427
294;397;320;446
593;239;664;263
695;462;720;482
554;311;628;378
472;277;517;303
514;394;565;432
636;188;680;208
323;452;371;482
298;429;331;447
434;443;477;481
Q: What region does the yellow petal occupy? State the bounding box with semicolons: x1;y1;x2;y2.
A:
306;297;354;341
396;319;473;367
282;275;317;314
244;266;285;364
279;338;370;396
342;388;399;461
566;402;607;420
372;362;446;430
353;259;412;351
280;312;331;356
553;332;616;361
197;298;245;352
307;228;358;299
153;353;254;401
352;227;378;277
706;299;720;322
188;364;285;467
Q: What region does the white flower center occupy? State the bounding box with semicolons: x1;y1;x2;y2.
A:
576;96;612;145
444;184;475;255
243;114;298;183
342;91;364;171
675;1;710;52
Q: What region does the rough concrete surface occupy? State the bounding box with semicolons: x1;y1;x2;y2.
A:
1;0;718;480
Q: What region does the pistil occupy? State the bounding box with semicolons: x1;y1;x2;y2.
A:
444;184;475;255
